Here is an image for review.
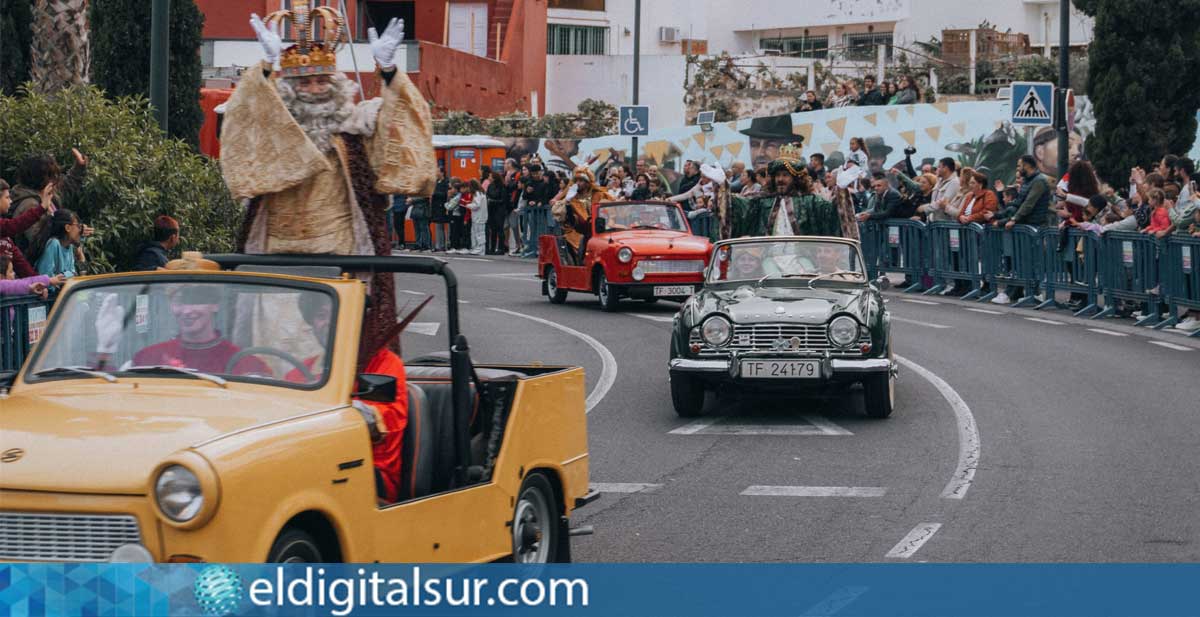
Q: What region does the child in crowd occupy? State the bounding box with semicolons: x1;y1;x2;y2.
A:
1141;189;1173;236
0;253;52;299
35;209;84;282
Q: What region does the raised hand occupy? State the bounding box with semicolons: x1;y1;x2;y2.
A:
368;18;405;70
71;148;88;167
250;13;283;64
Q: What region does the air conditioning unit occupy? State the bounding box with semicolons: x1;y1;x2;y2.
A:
659;27;680;43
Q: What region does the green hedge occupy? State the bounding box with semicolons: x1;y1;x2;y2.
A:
0;85;241;272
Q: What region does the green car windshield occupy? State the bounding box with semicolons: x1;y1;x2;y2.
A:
708;240;864;283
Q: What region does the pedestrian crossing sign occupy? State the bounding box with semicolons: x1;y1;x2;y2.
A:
1010;81;1054;127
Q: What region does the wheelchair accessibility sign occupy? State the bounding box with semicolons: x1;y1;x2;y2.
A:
1010;82;1054;127
620;105;650;136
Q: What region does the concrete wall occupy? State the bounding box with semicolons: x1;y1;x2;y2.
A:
545;54;689;128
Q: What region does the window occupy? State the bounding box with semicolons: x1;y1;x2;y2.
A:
549;0;605;10
759;35;828;59
547;24;608;55
843;32;893;61
356;0;415;42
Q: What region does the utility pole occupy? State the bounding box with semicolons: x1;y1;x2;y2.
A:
150;0;171;131
1056;0;1070;178
631;0;641;164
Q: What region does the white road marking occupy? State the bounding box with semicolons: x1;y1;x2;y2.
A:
891;316;952;329
1087;328;1128;337
591;482;663;494
630;313;676;323
899;299;939;305
452;257;493;263
488;308;616;414
895;355;979;500
885;522;942;559
398;290;424;295
1149;340;1193;352
407;322;441;336
669;418;719;435
741;486;887;497
458;300;471;304
669;416;852;436
964;307;1003;315
1025;317;1065;326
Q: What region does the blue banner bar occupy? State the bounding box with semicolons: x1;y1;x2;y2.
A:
4;564;1200;616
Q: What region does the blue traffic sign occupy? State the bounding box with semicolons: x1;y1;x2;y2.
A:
620;105;650;136
1010;81;1054;127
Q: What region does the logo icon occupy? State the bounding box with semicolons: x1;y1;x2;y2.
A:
1;448;24;463
193;565;243;617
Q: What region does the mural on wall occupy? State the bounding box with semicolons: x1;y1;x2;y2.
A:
488;98;1200;189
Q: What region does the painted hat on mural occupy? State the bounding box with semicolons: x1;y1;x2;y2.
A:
739;114;796;140
863;136;893;159
766;141;808;177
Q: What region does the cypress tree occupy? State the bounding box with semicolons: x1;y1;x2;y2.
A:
0;0;34;95
90;0;205;147
1074;0;1200;182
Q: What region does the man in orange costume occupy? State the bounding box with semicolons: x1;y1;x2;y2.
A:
552;165;607;263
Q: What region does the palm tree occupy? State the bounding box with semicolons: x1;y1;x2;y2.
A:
30;0;90;93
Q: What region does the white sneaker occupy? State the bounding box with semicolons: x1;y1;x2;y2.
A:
1175;317;1200;331
939;286;956;296
990;292;1011;305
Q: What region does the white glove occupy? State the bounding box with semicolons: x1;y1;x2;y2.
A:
95;294;125;355
565;184;579;200
250;14;283;65
368;18;405;70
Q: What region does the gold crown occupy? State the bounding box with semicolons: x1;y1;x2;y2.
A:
777;141;804;163
266;0;345;77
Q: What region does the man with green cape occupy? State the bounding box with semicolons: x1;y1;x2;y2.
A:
725;141;844;238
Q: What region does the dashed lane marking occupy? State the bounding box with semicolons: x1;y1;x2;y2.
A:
1025;317;1065;326
885;522;942;559
630;313;676;323
1149;340;1193;351
964;307;1004;315
488;308;617;414
899;299;940;305
741;486;887;497
1087;328;1128;337
670;415;853;436
892;316;952;329
407;322;441;336
590;483;663;494
895;355;979;500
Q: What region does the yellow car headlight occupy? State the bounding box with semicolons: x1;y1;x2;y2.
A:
155;465;203;522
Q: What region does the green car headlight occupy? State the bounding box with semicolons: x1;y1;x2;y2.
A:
828;316;860;347
701;316;733;346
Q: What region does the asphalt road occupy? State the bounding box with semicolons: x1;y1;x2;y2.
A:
392;251;1200;563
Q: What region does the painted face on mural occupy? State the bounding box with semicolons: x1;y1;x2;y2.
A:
751;138;786;170
1034;131;1084;176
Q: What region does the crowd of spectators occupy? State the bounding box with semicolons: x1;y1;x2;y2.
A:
802;74;924;112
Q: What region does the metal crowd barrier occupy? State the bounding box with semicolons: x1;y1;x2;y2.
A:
1157;235;1200;335
925;222;986;299
1038;227;1103;317
518;205;553;258
861;219;928;292
978;225;1043;307
1093;231;1163;325
1;294;54;372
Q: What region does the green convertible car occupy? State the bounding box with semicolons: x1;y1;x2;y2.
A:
667;236;897;418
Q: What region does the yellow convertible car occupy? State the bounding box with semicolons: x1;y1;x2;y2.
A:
0;253;595;563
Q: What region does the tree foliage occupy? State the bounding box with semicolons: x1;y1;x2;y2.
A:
0;0;34;95
0;85;241;272
1075;0;1200;182
89;0;205;147
436;99;618;138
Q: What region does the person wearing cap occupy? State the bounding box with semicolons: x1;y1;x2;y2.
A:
552;166;607;264
521;163;557;258
668;163;728;241
727;141;844;239
740;115;796;170
92;285;272;375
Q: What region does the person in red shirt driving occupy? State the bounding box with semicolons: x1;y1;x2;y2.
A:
130;285;272;375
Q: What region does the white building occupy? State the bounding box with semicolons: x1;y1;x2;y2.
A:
545;0;1093;128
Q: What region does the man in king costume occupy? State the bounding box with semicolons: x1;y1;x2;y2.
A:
219;2;435;367
726;141;844;239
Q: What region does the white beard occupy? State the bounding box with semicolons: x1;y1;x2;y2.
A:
277;73;373;154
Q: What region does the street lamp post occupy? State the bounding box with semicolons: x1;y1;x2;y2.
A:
1057;0;1070;177
631;0;641;164
150;0;171;132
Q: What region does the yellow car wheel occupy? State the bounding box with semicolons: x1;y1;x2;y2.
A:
512;473;559;563
267;528;325;563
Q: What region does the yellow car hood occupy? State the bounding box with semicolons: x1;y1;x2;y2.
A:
0;382;325;495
